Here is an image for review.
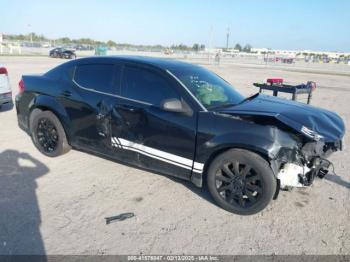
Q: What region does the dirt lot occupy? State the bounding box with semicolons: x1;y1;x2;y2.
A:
0;56;349;255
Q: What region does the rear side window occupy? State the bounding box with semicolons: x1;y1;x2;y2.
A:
74;64;116;94
122;66;179;106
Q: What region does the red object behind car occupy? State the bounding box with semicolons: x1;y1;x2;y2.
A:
0;66;13;108
267;78;284;85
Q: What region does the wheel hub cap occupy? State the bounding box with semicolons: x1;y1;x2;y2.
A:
215;161;263;208
230;177;244;192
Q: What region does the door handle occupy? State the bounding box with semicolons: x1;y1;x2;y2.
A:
61;90;72;97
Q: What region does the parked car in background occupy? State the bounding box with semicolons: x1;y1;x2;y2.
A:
15;56;345;215
0;66;13;109
281;58;294;64
49;48;76;59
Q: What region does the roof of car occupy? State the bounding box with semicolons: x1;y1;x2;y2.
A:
73;55;200;71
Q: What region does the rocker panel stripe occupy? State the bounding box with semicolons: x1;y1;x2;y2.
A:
111;137;204;173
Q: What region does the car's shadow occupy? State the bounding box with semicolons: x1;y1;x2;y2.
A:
85;149;218;207
325;174;350;189
0;150;49;257
167;176;216;205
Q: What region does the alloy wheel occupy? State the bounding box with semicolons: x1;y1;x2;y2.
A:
36;118;59;153
215;160;263;208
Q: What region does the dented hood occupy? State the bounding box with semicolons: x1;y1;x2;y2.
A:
220;94;345;142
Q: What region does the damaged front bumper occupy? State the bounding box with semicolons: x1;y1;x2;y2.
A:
276;139;342;189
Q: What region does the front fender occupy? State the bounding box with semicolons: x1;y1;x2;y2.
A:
201;131;278;158
194;112;299;174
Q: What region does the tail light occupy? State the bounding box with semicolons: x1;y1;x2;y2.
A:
18;79;25;94
0;67;8;75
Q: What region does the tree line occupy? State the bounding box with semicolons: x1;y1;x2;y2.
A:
233;43;252;52
3;33;206;51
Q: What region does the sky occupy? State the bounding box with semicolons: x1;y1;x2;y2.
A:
1;0;349;52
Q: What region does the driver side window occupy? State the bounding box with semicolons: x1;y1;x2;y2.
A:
121;66;180;106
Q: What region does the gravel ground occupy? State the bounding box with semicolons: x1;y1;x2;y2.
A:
0;56;349;255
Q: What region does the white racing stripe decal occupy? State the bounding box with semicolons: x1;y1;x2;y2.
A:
111;137;204;173
111;137;121;148
193;162;204;172
118;138;193;167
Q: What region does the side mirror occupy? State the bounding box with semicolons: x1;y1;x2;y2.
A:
161;98;192;115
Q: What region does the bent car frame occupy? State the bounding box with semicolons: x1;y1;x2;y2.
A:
15;56;345;215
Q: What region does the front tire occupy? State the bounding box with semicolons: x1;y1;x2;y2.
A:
30;110;71;157
207;149;276;215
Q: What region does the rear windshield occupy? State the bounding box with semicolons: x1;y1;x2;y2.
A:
170;66;244;109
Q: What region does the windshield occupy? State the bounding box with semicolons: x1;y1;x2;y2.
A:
170;66;244;110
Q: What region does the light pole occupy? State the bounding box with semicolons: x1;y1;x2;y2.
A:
226;27;230;49
27;24;33;44
208;25;213;63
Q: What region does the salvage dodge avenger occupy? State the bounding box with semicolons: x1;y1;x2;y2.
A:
15;56;345;215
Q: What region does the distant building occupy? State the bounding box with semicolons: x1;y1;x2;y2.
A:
251;48;298;57
251;47;350;58
251;48;269;54
222;48;240;54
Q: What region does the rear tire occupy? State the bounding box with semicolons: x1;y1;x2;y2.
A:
207;149;276;215
30;110;71;157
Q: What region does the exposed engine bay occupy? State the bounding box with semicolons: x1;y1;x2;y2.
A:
277;139;341;189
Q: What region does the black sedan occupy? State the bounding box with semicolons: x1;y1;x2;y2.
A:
49;48;76;59
15;56;345;215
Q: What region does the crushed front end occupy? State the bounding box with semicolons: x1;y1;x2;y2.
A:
275;131;343;190
218;93;345;191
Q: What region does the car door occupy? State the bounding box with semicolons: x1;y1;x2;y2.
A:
66;63;122;153
110;64;198;179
